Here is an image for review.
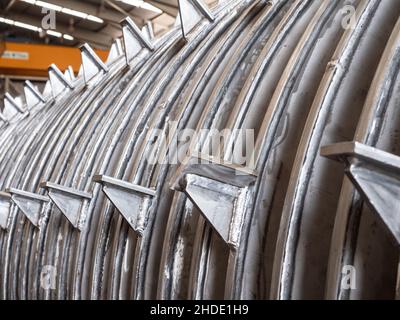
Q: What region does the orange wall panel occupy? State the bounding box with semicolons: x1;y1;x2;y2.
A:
0;42;109;77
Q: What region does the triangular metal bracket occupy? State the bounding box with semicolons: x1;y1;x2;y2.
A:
93;175;156;235
141;21;154;42
42;80;52;100
171;153;257;248
121;17;154;64
40;182;92;231
321;141;400;246
80;43;109;84
3;92;25;120
0;192;11;230
174;12;181;27
77;64;84;78
6;188;49;228
64;66;75;83
0;113;8;126
178;0;214;39
106;38;124;66
24;80;46;110
48;64;74;99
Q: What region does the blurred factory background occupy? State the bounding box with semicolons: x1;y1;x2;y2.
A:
0;0;217;109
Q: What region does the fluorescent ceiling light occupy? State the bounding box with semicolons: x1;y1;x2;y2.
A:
35;0;62;11
87;15;104;23
0;16;74;41
0;17;15;25
46;29;62;37
63;34;74;41
20;0;104;23
61;8;88;20
14;21;41;31
117;0;163;14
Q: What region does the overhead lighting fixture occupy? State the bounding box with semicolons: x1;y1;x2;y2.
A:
46;29;62;37
0;16;74;41
0;17;14;25
20;0;104;24
14;21;41;31
116;0;163;14
63;34;74;41
35;0;62;11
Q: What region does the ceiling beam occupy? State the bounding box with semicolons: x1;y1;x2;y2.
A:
4;12;114;49
149;0;178;9
4;0;18;12
147;0;178;17
29;0;158;25
104;0;145;24
16;0;126;24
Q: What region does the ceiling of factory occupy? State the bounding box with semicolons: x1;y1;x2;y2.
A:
0;0;220;50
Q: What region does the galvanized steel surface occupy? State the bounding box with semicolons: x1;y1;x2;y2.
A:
0;0;400;300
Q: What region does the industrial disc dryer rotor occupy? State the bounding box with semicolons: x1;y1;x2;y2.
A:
0;0;399;300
